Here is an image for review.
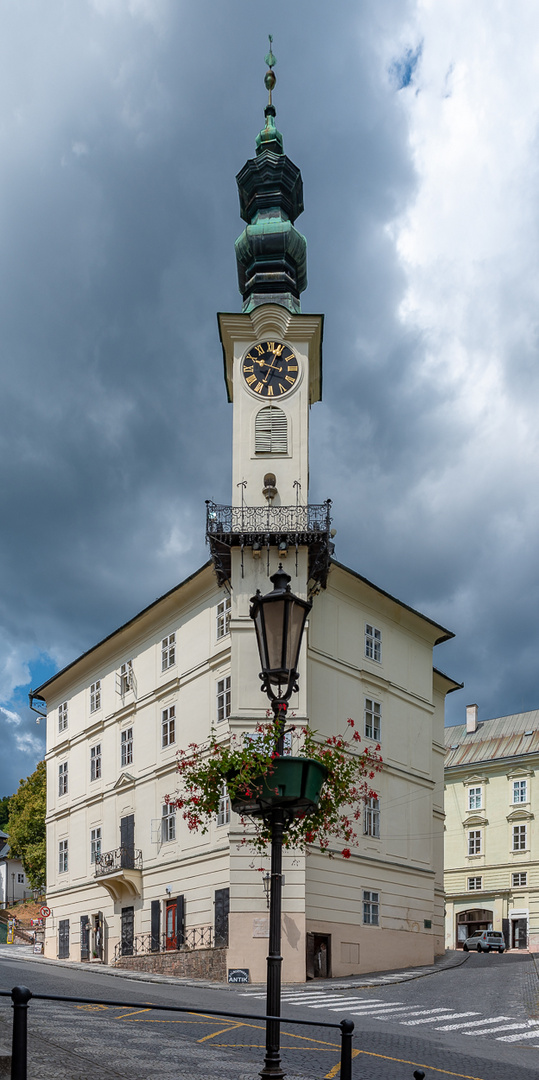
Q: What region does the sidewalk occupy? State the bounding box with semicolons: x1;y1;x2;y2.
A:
0;943;468;990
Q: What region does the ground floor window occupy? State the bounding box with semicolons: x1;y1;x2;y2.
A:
467;876;482;891
363;890;379;925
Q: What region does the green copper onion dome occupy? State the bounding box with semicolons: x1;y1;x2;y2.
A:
235;39;307;314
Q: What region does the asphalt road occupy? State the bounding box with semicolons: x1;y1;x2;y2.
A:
0;949;537;1079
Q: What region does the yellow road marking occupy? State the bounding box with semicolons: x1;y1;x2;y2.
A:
75;1004;109;1012
115;1007;153;1020
324;1049;361;1079
198;1022;244;1042
355;1049;488;1079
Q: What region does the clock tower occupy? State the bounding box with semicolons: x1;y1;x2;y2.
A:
209;43;332;615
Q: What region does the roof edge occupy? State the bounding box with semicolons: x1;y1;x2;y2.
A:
330;559;454;644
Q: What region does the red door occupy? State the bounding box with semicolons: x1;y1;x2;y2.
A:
166;901;177;950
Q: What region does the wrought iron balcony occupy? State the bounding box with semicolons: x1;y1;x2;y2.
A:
95;847;143;876
205;499;333;589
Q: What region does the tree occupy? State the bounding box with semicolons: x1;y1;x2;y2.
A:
0;795;11;831
6;761;46;890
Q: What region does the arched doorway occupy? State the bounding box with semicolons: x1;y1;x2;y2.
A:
456;908;494;948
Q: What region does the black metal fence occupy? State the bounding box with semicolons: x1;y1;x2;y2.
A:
112;924;213;962
2;984;427;1080
94;846;143;876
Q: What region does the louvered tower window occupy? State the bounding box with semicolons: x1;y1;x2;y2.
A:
255;406;287;454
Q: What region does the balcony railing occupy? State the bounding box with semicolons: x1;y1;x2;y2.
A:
94;847;143;877
113;926;214;963
205;499;333;589
206;500;331;538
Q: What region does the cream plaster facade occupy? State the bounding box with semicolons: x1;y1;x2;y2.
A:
445;709;539;952
37;550;457;978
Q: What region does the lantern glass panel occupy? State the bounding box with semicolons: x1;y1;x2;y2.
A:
262;598;287;678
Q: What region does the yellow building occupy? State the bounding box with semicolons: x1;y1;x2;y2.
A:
32;59;459;980
445;705;539;951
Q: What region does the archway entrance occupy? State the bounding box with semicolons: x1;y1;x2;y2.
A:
456;908;493;948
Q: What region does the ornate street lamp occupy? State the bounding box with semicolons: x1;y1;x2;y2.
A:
250;565;312;1080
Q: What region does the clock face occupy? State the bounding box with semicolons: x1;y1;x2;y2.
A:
241;341;299;398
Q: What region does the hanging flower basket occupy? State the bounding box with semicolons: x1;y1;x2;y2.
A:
230;757;328;818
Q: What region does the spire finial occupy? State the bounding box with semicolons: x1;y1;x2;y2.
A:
264;34;276;107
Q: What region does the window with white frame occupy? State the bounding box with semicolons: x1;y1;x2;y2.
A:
468;876;482;891
217;596;231;639
90;680;101;712
58;839;68;874
364;797;380;838
363;890;379;925
468;786;482;810
17;873;24;884
513;824;527;851
513;779;527;804
365;624;381;662
162;803;176;842
121;727;133;768
58;701;68;732
161;705;176;748
90;744;101;781
512;872;527;887
217;676;231;723
58;761;68;797
161;633;176;671
119;661;133;695
365;698;381;741
90;827;102;864
217;781;230;827
468;829;482;855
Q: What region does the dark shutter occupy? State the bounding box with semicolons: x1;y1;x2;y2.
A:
97;911;104;960
502;918;510;950
80;916;90;961
176;895;185;947
120;815;135;869
151;900;161;952
58;919;70;959
121;906;134;956
306;933;315;980
214;888;229;947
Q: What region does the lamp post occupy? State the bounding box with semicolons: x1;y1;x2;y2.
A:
250;565;311;1080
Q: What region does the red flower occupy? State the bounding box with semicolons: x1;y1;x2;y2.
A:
342;848;351;859
347;718;355;727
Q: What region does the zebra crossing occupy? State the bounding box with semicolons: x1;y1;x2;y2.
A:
240;988;539;1043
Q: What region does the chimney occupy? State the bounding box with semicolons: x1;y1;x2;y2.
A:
466;704;478;734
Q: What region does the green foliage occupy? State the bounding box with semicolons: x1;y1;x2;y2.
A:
6;761;46;889
168;715;382;858
0;795;11;831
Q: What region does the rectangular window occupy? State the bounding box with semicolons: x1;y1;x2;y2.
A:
58;839;68;874
468;876;482;891
161;633;176;671
468;829;482;855
161;705;176;748
90;744;101;781
217;596;231;639
365;698;381;741
121;727;133;768
363;890;379;925
513;780;527;804
58;701;68;732
365;624;382;662
58;761;68;797
217;676;231;723
513;824;527;851
119;661;133;695
512;872;527;887
162;803;176;843
90;827;102;864
364;797;380;838
17;873;24;884
90;680;101;713
468;786;482;810
217;781;230;827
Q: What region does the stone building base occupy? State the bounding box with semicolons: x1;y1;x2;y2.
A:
113;946;227;980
